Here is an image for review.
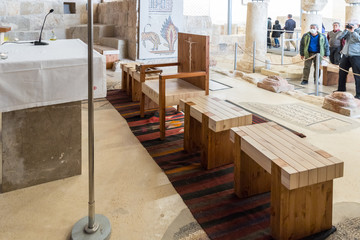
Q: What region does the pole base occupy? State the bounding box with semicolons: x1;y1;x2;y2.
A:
34;41;49;45
71;214;111;240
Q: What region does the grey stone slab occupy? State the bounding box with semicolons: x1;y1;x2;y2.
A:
1;101;82;193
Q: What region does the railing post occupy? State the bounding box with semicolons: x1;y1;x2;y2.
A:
281;33;284;65
253;41;256;73
315;53;320;96
234;42;238;70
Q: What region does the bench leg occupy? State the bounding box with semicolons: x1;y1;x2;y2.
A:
184;102;197;153
126;73;132;96
140;92;145;118
131;76;136;101
159;79;166;140
270;162;333;240
234;135;271;197
121;69;127;91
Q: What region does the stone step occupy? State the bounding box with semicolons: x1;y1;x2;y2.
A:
67;24;115;44
100;37;126;49
94;44;119;55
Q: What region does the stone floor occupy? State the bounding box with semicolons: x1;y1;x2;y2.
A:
0;54;360;239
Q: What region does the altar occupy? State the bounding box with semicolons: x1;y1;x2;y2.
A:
0;39;106;192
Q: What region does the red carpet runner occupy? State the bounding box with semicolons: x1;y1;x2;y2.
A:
107;90;338;240
107;90;273;239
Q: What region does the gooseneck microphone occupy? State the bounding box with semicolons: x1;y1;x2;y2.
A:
34;9;54;46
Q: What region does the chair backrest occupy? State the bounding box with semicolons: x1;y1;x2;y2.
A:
177;33;209;94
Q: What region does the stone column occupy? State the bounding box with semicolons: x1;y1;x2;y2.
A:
345;0;360;23
237;1;268;73
301;0;328;36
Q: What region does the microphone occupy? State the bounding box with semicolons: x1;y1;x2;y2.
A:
34;9;54;46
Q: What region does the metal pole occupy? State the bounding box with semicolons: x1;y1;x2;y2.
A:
296;31;299;54
228;0;232;35
281;34;284;65
234;42;238;70
315;53;320;96
86;0;98;232
71;1;111;239
253;41;256;73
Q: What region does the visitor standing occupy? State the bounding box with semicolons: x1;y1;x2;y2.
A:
299;24;330;85
284;14;297;51
267;17;272;48
336;21;360;99
327;22;343;65
272;20;283;48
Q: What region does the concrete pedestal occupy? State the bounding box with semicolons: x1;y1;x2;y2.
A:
1;101;82;192
238;1;268;73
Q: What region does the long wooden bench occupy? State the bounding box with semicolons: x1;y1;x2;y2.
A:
230;122;344;239
120;62;138;94
322;65;355;86
180;96;252;169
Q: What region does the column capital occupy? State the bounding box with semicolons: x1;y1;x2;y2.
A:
345;0;360;4
302;0;328;12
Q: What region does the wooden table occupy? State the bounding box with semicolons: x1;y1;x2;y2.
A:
180;96;252;169
230;122;344;239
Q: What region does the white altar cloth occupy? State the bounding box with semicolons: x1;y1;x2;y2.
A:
0;39;106;112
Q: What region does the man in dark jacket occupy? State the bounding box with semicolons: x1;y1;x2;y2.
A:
267;17;272;48
300;24;330;85
336;21;360;99
284;14;297;51
272;20;283;48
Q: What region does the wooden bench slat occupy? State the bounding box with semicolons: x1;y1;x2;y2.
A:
255;123;330;184
240;125;310;188
182;96;252;132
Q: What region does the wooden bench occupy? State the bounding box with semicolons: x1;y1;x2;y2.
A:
120;62;138;94
131;66;162;102
230;122;344;240
180;96;252;169
322;65;355;86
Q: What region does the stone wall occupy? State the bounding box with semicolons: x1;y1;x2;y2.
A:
97;0;138;60
1;0;100;41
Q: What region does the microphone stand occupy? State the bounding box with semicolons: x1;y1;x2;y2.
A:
34;10;53;46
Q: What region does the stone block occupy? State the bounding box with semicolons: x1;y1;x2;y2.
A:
0;1;6;16
6;1;21;16
119;13;128;26
127;27;137;40
128;41;137;60
20;2;45;15
323;92;360;117
45;1;64;15
127;12;137;27
0;16;31;31
1;101;82;193
257;75;295;93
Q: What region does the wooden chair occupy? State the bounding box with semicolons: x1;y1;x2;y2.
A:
138;33;210;140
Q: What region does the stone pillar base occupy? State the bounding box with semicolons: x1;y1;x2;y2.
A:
1;101;82;192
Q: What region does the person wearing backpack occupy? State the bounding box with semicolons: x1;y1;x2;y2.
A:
272;20;283;48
